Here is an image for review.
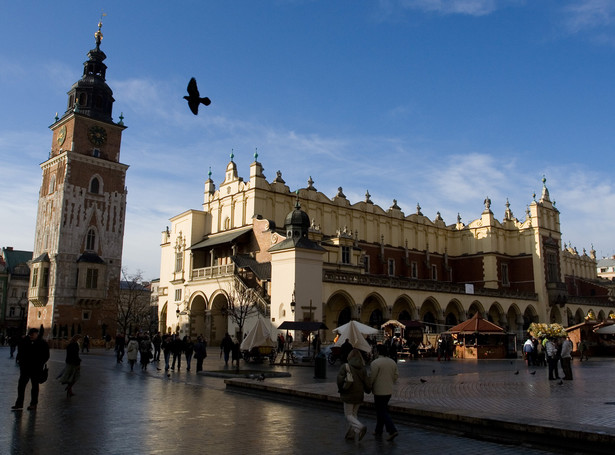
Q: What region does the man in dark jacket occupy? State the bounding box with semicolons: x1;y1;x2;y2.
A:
12;328;50;411
170;334;183;370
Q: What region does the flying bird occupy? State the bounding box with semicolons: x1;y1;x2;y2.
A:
420;378;427;383
184;77;211;115
514;370;519;375
530;371;536;375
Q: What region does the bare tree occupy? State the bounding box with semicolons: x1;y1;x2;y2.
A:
222;278;263;342
116;269;152;335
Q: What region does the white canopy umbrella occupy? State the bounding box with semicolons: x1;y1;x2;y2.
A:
333;320;379;352
240;317;275;351
595;324;615;335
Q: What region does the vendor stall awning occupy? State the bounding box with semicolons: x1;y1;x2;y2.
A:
448;312;504;334
277;321;328;331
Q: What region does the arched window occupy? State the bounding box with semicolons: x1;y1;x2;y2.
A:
48;175;56;194
90;177;100;194
86;229;96;251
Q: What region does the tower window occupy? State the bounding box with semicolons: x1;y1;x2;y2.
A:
86;229;96;251
363;255;370;273
79;93;87;106
89;177;100;194
431;264;438;280
49;175;56;194
411;261;418;279
86;268;99;289
31;267;39;288
42;267;49;287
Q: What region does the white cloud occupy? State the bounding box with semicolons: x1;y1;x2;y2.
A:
394;0;525;16
562;0;615;33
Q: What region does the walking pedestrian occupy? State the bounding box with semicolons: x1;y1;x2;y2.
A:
126;336;139;372
545;337;560;380
369;344;399;441
115;333;125;363
171;334;183;370
561;336;574;380
82;334;90;353
220;333;233;366
336;348;370;441
12;327;50;411
578;340;589;362
162;334;172;371
231;338;241;367
139;335;153;371
152;332;162;361
523;337;534;366
183;335;194;371
194;336;207;372
9;334;18;359
59;335;81;397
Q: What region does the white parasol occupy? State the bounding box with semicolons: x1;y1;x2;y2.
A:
333;320;379;352
240;317;275;351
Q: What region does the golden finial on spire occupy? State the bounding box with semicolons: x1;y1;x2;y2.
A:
95;12;106;47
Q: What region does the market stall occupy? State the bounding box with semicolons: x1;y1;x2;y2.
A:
449;313;512;359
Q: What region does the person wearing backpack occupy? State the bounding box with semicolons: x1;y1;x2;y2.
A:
336;348;370;441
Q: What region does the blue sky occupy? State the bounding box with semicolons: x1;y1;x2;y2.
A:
2;0;615;280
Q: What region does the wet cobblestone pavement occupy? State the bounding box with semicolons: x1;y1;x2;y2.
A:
1;347;610;454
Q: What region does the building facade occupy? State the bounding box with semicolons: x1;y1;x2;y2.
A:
27;22;128;344
0;247;32;339
158;159;613;348
597;257;615;281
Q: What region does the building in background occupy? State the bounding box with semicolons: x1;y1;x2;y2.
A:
0;247;32;339
158;156;613;347
597;257;615;281
27;21;128;345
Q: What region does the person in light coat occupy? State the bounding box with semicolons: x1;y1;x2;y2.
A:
126;336;139;372
369;344;399;441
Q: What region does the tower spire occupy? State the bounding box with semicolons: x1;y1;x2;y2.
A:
62;17;115;123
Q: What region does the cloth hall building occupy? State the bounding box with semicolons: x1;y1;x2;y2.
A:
158;156;612;347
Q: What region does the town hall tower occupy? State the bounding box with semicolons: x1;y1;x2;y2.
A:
28;21;128;343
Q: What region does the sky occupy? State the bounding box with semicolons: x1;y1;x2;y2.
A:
2;0;615;281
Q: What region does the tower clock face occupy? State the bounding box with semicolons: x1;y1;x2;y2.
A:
88;125;107;146
57;125;67;146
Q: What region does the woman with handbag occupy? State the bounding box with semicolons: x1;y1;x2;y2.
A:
336;348;370;441
59;335;81;397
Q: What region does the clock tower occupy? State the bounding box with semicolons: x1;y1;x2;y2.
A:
27;21;128;344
